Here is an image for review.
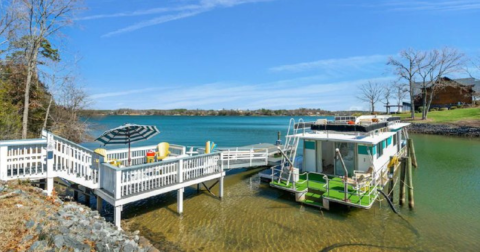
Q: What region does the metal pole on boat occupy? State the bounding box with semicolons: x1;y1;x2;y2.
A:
335;148;349;202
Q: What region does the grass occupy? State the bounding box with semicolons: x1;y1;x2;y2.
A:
271;173;376;208
398;107;480;124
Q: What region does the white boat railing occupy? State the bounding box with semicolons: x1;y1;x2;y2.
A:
99;153;221;199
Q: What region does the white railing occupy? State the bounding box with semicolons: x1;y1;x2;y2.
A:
220;148;269;169
0;139;47;180
50;134;99;186
99;153;222;199
105;144;186;166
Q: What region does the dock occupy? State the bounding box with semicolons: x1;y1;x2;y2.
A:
0;131;280;229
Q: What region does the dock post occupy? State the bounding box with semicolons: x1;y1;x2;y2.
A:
114;205;123;229
388;156;394;202
399;158;406;206
177;188;184;214
219;161;224;199
407;157;415;209
96;196;103;212
85;189;91;207
45;132;55;196
408;139;418;168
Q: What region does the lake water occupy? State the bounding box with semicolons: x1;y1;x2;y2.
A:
84;116;480;252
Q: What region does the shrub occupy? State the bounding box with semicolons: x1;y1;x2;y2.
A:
440;107;448;111
429;107;439;112
352;112;363;117
475;100;480;106
450;106;457;110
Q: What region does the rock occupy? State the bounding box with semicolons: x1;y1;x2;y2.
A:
22;234;34;243
29;240;47;251
134;235;139;242
147;247;160;252
59;226;70;234
16;204;23;208
62;219;74;228
0;185;4;191
41;190;49;196
54;234;64;248
94;222;103;230
133;230;140;235
25;220;35;229
122;240;138;252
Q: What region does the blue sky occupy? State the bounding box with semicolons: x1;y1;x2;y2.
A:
64;0;480;111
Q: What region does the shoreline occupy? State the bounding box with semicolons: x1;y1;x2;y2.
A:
0;181;159;251
408;123;480;138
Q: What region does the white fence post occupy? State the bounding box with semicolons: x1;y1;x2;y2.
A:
178;159;184;183
0;145;7;181
115;169;122;199
46;133;55;195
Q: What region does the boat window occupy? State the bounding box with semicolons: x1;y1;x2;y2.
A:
393;133;397;146
377;141;383;157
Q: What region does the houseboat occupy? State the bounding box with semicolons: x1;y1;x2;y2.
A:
267;115;411;210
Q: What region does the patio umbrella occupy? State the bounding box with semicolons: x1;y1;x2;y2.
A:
95;123;160;166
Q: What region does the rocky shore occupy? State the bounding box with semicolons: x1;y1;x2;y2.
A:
0;181;159;251
408;123;480;137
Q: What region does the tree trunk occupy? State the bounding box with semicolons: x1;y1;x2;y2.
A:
421;88;427;120
21;63;34;139
21;42;40;139
409;80;415;119
371;101;375;114
425;88;435;119
42;95;54;135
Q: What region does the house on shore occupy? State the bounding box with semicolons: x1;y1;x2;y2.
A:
413;77;480;109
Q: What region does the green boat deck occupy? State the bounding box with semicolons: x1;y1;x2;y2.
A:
271;173;378;208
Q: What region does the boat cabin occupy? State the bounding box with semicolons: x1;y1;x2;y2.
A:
296;116;409;179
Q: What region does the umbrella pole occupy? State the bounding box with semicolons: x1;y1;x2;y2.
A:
128;140;131;166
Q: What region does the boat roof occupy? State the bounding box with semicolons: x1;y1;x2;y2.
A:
292;131;397;145
388;122;410;131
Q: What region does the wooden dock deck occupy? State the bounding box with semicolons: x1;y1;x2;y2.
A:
0;132;281;228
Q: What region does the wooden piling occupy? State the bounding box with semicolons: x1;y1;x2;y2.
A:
388;156;394;202
407;156;414;209
399;158;406;206
408;139;418;168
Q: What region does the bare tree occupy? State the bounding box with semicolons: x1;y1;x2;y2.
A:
49;80;91;143
424;48;465;118
382;82;395;114
388;49;426;119
417;50;439;119
11;0;81;139
393;82;409;113
357;81;383;114
0;1;17;50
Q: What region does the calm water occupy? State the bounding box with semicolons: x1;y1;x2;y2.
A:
84;116;480;252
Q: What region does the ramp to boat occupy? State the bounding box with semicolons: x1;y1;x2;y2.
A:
218;143;284;169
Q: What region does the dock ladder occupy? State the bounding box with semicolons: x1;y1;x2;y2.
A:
277;118;305;186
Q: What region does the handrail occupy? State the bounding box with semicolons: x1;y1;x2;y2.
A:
101;152;221;172
0;138;47;147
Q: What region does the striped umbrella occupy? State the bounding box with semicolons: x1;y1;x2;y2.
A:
95;124;160;166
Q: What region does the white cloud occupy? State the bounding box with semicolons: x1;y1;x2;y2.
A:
90;88;159;99
85;0;273;37
269;55;390;76
366;0;480;12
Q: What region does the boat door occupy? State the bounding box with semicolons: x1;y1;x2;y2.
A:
303;140;316;172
